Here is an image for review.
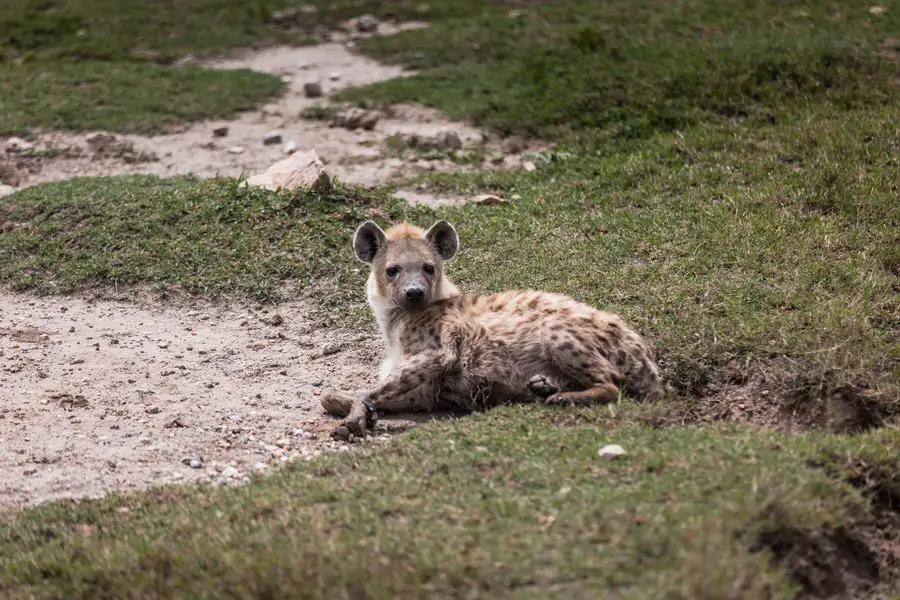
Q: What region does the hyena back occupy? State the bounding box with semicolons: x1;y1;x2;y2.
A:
322;220;666;440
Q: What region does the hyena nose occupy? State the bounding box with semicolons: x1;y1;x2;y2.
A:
405;287;425;301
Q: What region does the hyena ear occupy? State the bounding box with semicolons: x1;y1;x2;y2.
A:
353;221;387;263
425;220;459;261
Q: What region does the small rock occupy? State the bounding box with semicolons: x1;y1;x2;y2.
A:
0;164;22;186
435;130;462;150
253;462;269;471
472;193;508;206
357;14;379;33
321;343;342;356
227;146;245;155
264;313;285;326
0;184;14;197
221;465;240;478
275;438;290;448
523;161;537;172
157;341;169;349
360;112;380;131
310;379;324;387
283;141;298;155
328;71;341;81
165;417;186;428
869;5;886;14
182;457;203;469
263;131;283;145
244;149;332;193
303;82;323;98
598;444;626;457
212;126;229;138
23;468;38;476
145;406;161;414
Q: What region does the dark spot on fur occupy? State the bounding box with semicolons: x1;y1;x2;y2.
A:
558;342;574;352
550;334;559;342
527;297;541;309
617;349;627;365
572;349;582;357
580;362;591;369
550;323;564;331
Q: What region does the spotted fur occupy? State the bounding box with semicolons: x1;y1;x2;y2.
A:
322;220;667;440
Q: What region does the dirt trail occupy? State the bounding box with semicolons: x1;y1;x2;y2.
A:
0;289;430;507
1;23;541;205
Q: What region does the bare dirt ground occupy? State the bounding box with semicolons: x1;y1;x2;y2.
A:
0;288;442;507
0;22;543;206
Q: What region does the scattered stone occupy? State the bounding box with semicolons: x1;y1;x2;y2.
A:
263;314;285;326
165;417;187;428
283;140;298;155
303;82;323;98
869;5;886;14
182;457;203;469
328;71;341;81
598;444;626;457
145;406;161;415
0;164;22;186
331;107;380;131
357;14;379;33
472;193;508;206
227;146;246;154
244;149;332;193
157;341;169;349
275;438;290;448
221;465;240;478
253;462;269;471
263;131;283;145
523;161;537;172
211;126;228;138
321;343;342;356
435;130;462;150
0;184;14;197
23;468;38;476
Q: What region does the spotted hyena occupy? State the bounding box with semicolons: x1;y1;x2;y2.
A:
321;220;667;440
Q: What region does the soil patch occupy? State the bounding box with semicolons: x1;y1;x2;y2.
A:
0;289;429;507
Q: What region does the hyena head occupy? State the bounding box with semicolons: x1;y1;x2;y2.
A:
353;220;459;311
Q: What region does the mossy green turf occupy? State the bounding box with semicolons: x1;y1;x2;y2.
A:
1;0;899;597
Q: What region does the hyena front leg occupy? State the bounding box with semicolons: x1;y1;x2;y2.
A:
330;350;451;441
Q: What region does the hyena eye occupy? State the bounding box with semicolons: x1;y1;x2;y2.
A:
386;266;401;278
423;264;435;275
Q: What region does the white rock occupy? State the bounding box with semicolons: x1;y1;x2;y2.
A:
0;184;14;197
245;149;332;192
227;146;245;154
598;444;626;457
253;462;268;471
283;140;298;154
523;161;536;172
221;465;240;478
328;71;341;81
275;438;290;448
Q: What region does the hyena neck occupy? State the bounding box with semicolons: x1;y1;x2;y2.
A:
366;272;461;350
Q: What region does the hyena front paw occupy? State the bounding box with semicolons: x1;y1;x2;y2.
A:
527;374;560;398
331;399;377;443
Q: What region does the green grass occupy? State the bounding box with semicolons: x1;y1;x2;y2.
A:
2;0;900;597
342;0;900;143
0;0;489;134
2;409;899;599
